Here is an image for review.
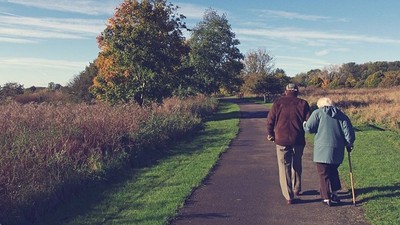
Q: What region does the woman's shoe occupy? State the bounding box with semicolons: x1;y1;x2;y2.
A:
322;199;331;207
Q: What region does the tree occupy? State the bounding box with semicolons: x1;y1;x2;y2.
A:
68;61;98;102
92;0;189;105
306;69;323;87
364;71;383;88
48;82;55;90
47;82;62;90
292;72;308;87
29;86;37;93
0;82;24;99
254;73;287;102
242;69;289;102
241;49;288;102
188;8;243;95
243;48;274;76
379;71;400;87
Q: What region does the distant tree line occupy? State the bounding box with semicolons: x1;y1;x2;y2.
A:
292;61;400;89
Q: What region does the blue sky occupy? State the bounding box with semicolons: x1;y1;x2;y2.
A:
1;0;400;87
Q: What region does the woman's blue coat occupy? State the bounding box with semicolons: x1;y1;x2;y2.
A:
304;106;355;164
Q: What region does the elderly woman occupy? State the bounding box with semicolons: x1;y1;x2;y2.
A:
303;97;355;206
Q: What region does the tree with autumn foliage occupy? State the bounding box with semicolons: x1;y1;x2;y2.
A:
91;0;189;105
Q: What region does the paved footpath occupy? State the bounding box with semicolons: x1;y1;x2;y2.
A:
170;99;369;225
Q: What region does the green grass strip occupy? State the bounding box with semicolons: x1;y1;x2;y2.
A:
339;126;400;225
38;100;239;225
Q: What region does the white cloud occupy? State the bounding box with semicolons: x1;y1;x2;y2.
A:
175;2;231;22
7;0;120;15
0;57;87;70
276;56;332;75
255;10;348;22
0;27;86;39
1;15;105;34
175;2;207;19
259;10;331;21
235;27;400;45
315;48;350;56
0;36;35;43
315;50;330;56
278;55;331;65
0;14;106;42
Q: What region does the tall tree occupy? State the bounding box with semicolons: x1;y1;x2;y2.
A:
188;8;243;95
92;0;189;105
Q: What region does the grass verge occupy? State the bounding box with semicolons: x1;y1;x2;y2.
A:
339;126;400;225
36;100;240;225
306;125;400;225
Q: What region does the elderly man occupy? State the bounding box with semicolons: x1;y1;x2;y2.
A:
266;83;311;204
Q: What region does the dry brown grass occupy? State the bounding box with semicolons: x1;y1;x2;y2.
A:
0;95;217;224
301;87;400;130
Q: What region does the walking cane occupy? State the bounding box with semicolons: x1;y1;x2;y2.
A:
348;149;356;206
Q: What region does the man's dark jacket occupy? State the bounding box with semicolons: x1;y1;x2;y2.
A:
266;92;311;146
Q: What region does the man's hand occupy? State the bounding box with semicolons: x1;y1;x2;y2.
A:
346;145;353;152
267;135;275;142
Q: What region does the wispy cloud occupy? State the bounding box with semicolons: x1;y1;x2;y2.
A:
175;2;230;22
0;36;35;43
276;56;332;75
315;48;349;56
0;57;87;70
7;0;119;15
0;14;106;43
260;10;331;21
175;2;207;19
235;27;400;45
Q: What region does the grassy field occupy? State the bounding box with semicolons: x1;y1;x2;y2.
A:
36;101;240;225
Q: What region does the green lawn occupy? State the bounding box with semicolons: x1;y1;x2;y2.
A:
339;126;400;225
37;100;240;225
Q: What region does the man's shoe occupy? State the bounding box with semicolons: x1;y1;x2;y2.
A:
331;194;341;203
294;191;301;196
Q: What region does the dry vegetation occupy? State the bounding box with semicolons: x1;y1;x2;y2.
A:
301;87;400;130
0;95;217;224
